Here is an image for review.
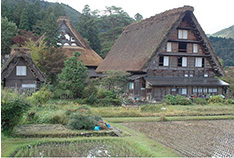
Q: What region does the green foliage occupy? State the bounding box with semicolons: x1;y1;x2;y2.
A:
208;95;224;104
193;98;208;105
140;105;164;113
1;16;17;55
211;25;234;39
19;7;31;31
225;99;234;104
209;36;234;67
58;52;88;98
102;70;129;94
77;5;101;53
1;89;31;133
220;67;234;97
67;106;101;130
29;86;53;106
164;95;192;105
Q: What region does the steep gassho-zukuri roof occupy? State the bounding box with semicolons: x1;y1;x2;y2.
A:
1;48;45;82
57;17;103;67
96;6;224;76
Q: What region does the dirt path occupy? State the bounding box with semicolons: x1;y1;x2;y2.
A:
122;120;234;157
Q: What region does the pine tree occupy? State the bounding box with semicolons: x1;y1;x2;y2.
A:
58;52;88;98
19;8;30;31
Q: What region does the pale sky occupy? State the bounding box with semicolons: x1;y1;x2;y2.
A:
46;0;234;34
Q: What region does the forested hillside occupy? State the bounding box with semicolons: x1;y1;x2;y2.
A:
211;25;234;39
1;0;138;57
209;36;234;67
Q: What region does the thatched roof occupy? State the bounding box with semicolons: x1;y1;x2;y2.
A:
96;6;224;76
1;48;45;82
57;16;103;67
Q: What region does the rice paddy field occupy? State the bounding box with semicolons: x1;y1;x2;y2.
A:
122;120;234;157
11;139;142;157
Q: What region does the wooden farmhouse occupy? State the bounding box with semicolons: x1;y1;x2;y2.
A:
96;6;229;101
56;16;103;78
1;48;45;91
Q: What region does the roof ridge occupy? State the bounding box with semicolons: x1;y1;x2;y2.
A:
123;5;194;33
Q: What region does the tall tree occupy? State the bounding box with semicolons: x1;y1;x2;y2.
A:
57;52;88;98
1;17;17;55
19;8;30;31
77;5;101;53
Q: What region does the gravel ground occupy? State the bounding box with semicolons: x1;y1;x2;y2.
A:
122;120;234;157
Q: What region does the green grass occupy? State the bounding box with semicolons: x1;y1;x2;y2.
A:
92;104;234;117
1;131;178;157
104;115;234;123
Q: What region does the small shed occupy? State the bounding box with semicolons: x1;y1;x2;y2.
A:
1;48;45;92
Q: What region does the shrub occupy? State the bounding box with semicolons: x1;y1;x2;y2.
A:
1;89;31;132
29;86;53;106
208;95;224;104
193;98;208;105
225;99;234;104
67;113;99;130
164;95;192;105
97;98;122;106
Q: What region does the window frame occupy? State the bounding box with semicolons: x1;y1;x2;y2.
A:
178;30;188;39
16;66;27;76
167;42;172;52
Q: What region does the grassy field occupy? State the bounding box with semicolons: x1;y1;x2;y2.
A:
92;104;234;117
104;115;234;123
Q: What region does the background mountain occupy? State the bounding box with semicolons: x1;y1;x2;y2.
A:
211;25;234;39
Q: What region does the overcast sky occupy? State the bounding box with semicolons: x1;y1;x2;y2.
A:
46;0;234;34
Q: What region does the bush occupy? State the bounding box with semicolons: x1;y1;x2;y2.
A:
67;113;101;130
193;98;208;105
29;86;53;106
225;99;234;104
1;89;31;132
164;95;192;105
208;95;224;104
97;98;122;106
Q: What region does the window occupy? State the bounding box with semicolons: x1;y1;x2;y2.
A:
64;43;69;46
204;74;208;77
195;57;202;67
203;88;207;93
171;88;176;92
178;43;187;52
159;56;169;66
182;88;187;95
163;56;169;66
71;37;75;42
198;88;202;93
167;42;172;52
178;57;187;67
5;54;10;58
208;88;213;93
129;82;134;90
182;57;187;67
159;56;163;66
22;84;36;88
190;74;194;77
178;30;188;39
184;74;188;77
16;66;26;76
193;88;197;93
178;88;187;95
193;44;198;53
213;88;218;93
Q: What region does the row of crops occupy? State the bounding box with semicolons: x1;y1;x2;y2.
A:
12;139;142;157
